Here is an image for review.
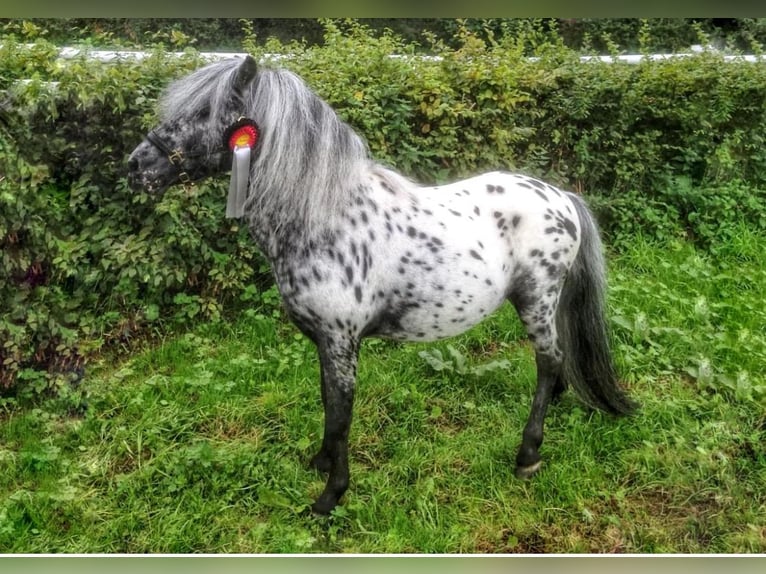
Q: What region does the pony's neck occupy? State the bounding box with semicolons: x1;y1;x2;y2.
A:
244;181;359;260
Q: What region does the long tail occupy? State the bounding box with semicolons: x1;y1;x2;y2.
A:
557;193;638;415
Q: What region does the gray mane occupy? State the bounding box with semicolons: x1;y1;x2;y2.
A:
159;58;374;241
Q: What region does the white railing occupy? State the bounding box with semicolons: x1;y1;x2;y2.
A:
7;44;766;65
54;47;252;62
4;44;765;91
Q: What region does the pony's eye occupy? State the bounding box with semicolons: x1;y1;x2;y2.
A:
197;106;211;121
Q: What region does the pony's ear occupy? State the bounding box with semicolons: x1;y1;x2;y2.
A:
233;55;258;94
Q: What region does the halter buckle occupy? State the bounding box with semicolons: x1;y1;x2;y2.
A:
168;150;184;166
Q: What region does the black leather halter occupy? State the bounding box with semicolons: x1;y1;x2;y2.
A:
144;118;258;187
145;130;209;185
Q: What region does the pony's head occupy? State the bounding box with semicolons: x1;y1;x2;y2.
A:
127;55;259;194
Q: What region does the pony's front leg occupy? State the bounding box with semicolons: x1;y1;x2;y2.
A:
309;362;332;473
310;336;359;515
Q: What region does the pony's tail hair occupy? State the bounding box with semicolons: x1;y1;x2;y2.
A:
556;193;638;415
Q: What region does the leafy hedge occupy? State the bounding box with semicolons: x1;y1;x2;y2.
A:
1;43;265;398
6;18;766;54
2;20;766;398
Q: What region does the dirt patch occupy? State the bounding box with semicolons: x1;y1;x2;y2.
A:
472;527;548;553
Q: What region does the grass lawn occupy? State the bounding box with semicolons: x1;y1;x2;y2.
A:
1;230;764;553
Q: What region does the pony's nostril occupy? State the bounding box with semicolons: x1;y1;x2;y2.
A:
127;156;138;171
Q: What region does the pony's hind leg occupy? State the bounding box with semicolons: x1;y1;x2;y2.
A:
509;274;565;479
515;350;562;478
309;336;359;515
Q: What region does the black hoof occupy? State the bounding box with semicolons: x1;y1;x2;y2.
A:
311;494;339;515
515;460;542;479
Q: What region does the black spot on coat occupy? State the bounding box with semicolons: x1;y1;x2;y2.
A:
562;217;578;241
469;249;484;262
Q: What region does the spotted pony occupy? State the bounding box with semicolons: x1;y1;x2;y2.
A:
128;55;636;514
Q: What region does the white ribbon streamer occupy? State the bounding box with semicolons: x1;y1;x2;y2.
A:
226;146;251;218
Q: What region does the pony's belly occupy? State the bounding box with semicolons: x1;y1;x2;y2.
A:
392;313;493;342
375;291;507;342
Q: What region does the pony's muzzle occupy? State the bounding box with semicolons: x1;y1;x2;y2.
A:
126;144;169;193
126;156;146;191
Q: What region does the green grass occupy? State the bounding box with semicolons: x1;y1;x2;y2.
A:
1;230;765;553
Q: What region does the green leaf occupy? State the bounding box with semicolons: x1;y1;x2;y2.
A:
144;304;160;322
257;487;292;509
419;349;450;372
